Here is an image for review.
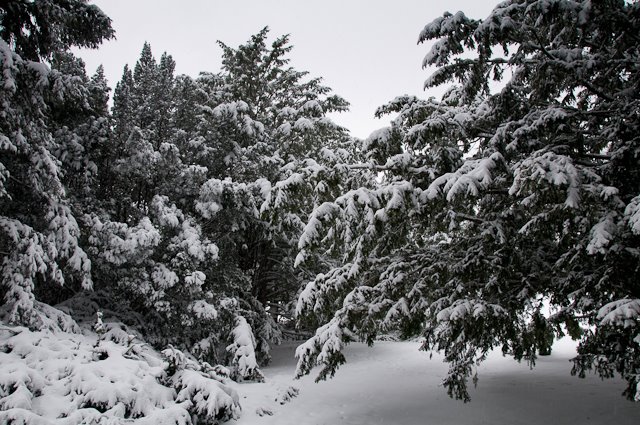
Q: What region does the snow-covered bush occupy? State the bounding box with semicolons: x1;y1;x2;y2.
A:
85;196;224;363
226;316;265;382
162;345;240;423
0;309;240;424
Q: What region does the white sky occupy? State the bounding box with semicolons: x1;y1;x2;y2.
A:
77;0;499;140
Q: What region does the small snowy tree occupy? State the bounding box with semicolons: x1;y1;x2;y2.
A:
295;0;640;402
162;345;241;423
226;316;265;382
85;195;223;362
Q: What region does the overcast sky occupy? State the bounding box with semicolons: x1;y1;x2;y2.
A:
77;0;499;139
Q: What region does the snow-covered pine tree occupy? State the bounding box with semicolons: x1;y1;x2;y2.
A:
49;53;112;215
107;43;181;222
226;315;265;382
0;0;113;327
112;64;135;143
87;43;227;365
190;28;363;359
294;0;640;402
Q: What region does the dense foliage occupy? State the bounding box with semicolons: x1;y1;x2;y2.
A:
294;0;640;402
0;1;364;422
1;0;639;423
0;0;113;331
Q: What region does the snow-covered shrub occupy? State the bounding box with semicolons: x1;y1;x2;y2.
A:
162;346;241;423
0;324;167;423
226;316;265;382
275;385;299;405
0;311;241;424
170;369;239;423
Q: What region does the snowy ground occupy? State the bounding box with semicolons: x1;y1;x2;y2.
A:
234;338;640;425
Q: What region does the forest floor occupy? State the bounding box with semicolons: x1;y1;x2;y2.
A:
234;338;640;425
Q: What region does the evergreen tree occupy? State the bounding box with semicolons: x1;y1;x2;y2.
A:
0;0;113;61
96;30;364;369
92;43;222;364
50;53;111;212
0;0;113;327
132;42;158;132
191;28;362;358
112;65;134;143
107;43;181;221
156;52;177;145
294;0;640;402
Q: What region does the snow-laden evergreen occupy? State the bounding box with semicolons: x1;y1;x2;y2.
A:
90;30;367;372
0;1;113;328
2;0;640;422
294;0;640;402
1;7;371;419
226;316;265;382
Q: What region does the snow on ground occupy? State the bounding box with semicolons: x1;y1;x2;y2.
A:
234;338;640;425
